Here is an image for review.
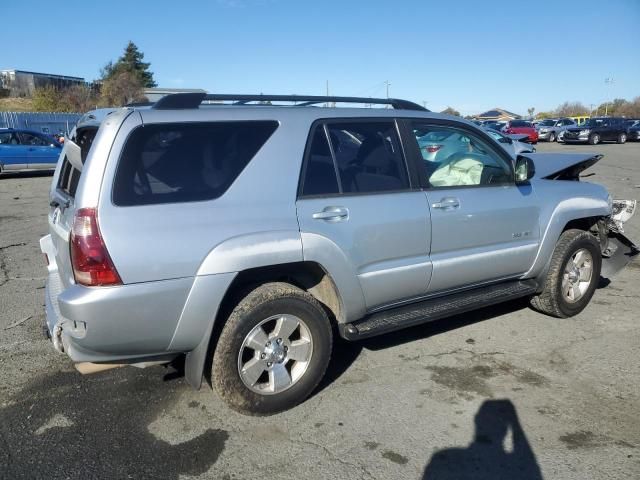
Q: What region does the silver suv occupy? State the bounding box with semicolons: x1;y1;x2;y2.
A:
40;93;638;415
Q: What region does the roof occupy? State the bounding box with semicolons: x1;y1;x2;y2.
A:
476;107;521;119
0;69;84;82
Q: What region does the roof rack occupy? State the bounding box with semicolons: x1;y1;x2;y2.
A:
151;93;428;111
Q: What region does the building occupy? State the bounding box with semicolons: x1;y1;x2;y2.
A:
0;69;85;97
475;108;521;121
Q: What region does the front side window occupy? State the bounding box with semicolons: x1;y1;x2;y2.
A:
326;121;409;194
113;121;277;206
411;123;513;188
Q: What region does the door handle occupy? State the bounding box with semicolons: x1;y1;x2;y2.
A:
432;197;460;210
312;206;349;222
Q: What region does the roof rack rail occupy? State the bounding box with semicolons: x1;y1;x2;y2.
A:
152;93;429;111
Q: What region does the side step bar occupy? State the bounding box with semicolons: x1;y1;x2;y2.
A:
339;280;538;341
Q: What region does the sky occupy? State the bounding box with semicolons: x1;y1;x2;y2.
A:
2;0;639;115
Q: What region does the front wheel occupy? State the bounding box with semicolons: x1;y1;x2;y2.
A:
212;282;332;415
530;229;602;318
589;133;600;145
617;133;627;144
548;132;556;142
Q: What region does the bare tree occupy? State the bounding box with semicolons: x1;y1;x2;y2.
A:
555;101;590;117
527;107;535;119
99;71;147;107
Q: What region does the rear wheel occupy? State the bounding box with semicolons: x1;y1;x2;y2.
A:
548;132;556;142
212;282;332;415
530;229;601;318
589;133;600;145
617;133;627;144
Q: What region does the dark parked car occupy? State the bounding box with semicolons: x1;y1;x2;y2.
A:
502;120;539;144
0;128;62;174
563;117;629;145
627;120;640;141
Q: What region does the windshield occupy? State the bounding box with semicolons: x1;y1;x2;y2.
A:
539;120;555;126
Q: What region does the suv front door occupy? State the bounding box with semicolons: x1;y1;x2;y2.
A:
407;120;541;293
296;120;432;311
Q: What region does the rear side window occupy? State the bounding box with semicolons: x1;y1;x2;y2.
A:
300;127;340;196
57;127;99;198
113;121;277;206
327;121;409;194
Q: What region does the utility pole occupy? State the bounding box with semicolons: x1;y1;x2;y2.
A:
325;80;329;108
383;80;391;108
423;100;428;109
604;77;614;116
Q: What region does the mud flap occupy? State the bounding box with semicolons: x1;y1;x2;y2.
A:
601;232;639;279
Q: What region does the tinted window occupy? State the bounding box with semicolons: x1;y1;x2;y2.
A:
19;132;49;146
510;120;531;128
411;123;513;188
300;127;339;196
0;132;19;145
326;121;409;193
113;121;277;206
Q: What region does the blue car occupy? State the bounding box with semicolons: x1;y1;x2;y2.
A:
0;128;62;174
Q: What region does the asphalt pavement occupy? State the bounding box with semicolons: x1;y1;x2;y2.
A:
1;141;639;479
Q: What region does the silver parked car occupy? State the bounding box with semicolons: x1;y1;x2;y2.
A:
41;93;638;415
484;129;536;157
536;118;577;142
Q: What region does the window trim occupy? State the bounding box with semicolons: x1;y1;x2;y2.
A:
297;117;415;199
402;118;516;190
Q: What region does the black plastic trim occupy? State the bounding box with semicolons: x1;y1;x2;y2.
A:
339;279;538;340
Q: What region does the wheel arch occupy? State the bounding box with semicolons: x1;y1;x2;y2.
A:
184;260;344;390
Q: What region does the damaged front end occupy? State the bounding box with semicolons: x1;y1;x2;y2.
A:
599;199;639;278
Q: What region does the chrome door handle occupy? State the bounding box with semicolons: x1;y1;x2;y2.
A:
312;206;349;222
432;197;460;210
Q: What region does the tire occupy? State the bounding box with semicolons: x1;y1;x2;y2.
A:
212;282;332;415
548;132;556;142
589;133;600;145
617;133;627;144
530;229;602;318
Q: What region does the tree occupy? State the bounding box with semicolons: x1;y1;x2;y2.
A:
527;107;535;119
99;70;148;107
535;111;554;119
554;101;590;117
101;41;157;88
32;86;61;112
440;106;461;116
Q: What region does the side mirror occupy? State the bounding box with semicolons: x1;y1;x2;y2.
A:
515;155;535;183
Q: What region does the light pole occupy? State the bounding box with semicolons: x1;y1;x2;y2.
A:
604;77;614;116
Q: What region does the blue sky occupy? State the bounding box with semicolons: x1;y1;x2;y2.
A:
3;0;639;115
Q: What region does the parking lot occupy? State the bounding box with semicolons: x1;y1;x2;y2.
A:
1;141;639;479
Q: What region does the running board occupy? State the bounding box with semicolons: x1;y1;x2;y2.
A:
339;280;538;341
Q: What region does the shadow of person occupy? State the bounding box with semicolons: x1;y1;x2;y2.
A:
423;399;543;480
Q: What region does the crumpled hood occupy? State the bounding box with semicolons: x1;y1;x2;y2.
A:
521;152;603;179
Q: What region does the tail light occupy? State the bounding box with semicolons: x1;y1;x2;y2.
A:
425;144;443;153
70;208;122;286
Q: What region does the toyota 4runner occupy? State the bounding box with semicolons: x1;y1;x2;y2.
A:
40;94;638;415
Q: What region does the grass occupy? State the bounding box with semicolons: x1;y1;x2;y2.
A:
0;97;35;112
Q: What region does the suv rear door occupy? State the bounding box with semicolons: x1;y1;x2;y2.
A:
407;120;541;293
296;119;432;311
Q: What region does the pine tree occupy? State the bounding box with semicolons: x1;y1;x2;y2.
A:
101;41;157;88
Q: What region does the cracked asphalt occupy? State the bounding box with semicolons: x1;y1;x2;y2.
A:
1;143;639;479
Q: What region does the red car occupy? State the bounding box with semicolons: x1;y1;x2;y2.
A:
502;120;538;144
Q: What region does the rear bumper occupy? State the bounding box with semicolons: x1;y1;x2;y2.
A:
41;233;196;363
43;269;194;362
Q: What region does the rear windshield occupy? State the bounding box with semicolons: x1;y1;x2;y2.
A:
112;121;278;206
